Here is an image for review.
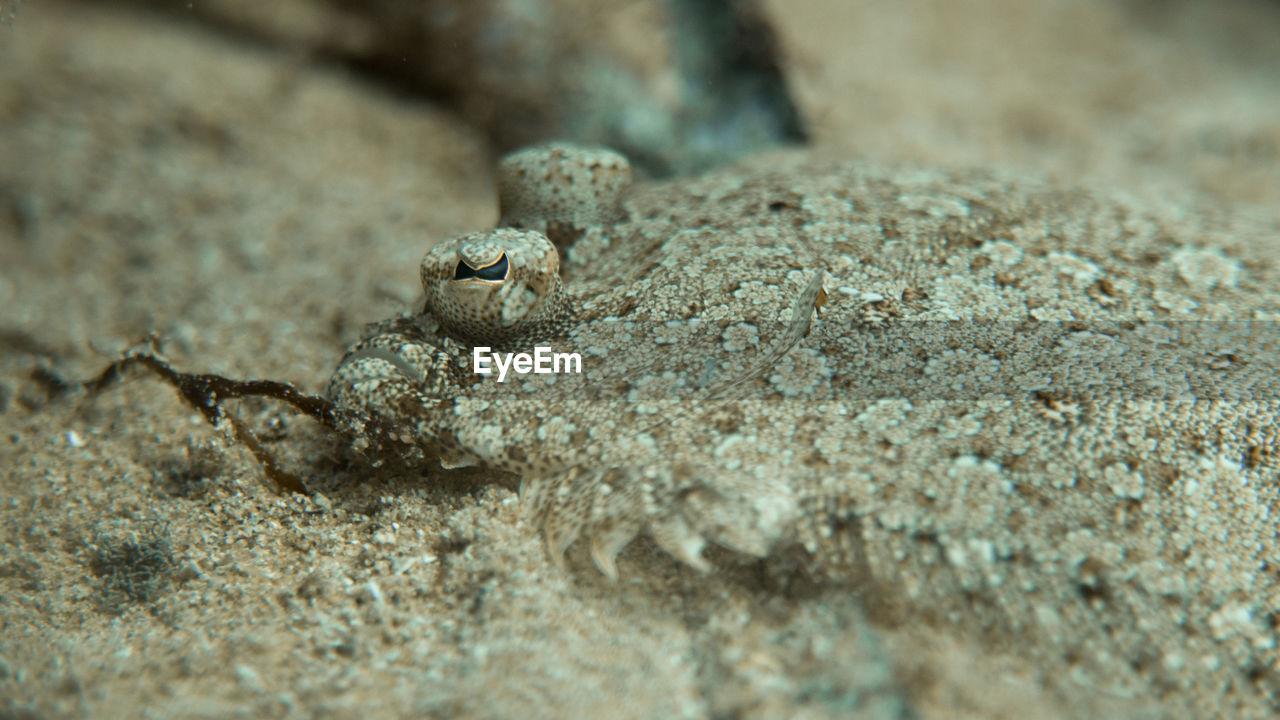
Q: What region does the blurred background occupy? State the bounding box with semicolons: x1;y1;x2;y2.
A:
5;0;1279;191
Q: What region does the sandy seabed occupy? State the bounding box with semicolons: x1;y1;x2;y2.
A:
3;1;1280;718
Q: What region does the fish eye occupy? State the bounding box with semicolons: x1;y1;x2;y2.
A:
454;253;509;282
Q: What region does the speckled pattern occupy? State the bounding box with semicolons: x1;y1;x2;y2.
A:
326;143;1280;709
497;143;633;256
8;2;1280;717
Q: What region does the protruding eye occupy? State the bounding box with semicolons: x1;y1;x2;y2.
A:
454;253;509;282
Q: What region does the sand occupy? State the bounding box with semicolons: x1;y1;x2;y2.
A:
3;1;1279;718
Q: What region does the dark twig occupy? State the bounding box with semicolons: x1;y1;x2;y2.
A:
88;348;435;486
87;353;318;493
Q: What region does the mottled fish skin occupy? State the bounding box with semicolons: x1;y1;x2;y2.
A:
330;143;1280;707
